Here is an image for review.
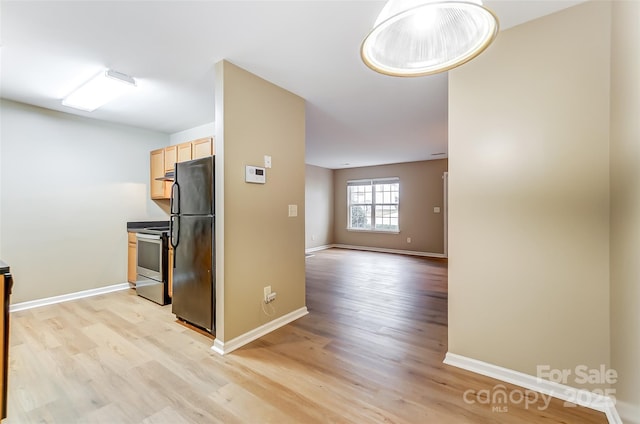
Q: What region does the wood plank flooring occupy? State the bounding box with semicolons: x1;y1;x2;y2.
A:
6;248;606;423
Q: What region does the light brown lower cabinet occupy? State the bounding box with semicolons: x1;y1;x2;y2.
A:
127;232;137;284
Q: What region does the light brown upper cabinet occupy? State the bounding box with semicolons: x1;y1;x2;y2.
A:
150;148;169;199
177;143;192;163
150;137;214;200
164;145;178;172
192;137;213;159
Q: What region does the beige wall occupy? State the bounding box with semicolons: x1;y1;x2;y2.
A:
610;0;640;417
216;61;306;342
448;1;611;389
0;99;169;303
333;160;447;254
305;164;333;249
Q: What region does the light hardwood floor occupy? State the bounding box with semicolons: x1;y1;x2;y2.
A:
6;248;606;423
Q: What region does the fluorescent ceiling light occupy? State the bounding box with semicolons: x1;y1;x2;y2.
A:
361;0;499;77
62;69;136;111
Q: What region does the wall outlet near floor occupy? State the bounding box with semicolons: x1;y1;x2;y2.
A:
264;286;271;303
407;237;412;243
263;286;277;303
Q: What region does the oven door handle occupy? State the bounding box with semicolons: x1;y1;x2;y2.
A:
136;233;161;241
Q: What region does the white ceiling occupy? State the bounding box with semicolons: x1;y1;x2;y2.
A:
1;0;585;169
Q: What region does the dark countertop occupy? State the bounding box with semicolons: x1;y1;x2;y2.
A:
127;220;169;231
0;260;9;274
127;220;170;236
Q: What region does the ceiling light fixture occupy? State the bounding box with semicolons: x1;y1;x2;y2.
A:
62;69;136;112
361;0;499;77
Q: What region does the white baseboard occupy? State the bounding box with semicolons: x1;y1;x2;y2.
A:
333;244;447;259
212;306;308;355
616;400;640;424
10;283;131;312
305;244;333;253
304;243;447;258
443;352;622;424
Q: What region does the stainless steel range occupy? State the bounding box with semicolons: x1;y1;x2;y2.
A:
134;226;171;305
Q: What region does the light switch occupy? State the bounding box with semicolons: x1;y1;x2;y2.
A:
288;204;298;217
434;207;441;213
264;155;272;168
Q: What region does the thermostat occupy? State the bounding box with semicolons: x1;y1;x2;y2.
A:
245;165;266;184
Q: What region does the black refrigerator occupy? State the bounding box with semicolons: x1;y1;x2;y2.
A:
170;156;215;333
1;262;12;419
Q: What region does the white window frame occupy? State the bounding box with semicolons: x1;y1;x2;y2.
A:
347;177;400;233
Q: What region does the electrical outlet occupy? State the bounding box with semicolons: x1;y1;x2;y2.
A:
288;204;298;217
263;286;271;303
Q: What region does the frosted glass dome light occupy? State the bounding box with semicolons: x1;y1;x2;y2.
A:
361;0;499;77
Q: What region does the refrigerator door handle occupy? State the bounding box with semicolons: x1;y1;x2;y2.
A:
170;181;180;215
170;216;180;250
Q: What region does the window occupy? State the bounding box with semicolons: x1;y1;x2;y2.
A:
347;178;399;232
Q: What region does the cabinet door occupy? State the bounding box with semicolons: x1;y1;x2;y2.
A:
164;146;177;172
192;137;213;159
127;233;137;284
168;245;174;298
177;142;192;163
150;149;166;199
